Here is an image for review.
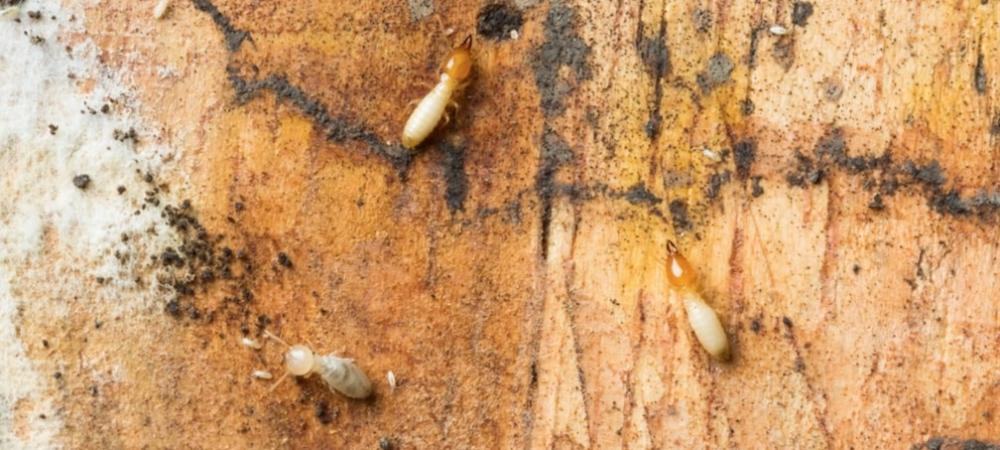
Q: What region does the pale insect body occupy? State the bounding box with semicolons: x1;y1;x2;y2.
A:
386;370;397;393
401;35;473;149
666;241;731;360
153;0;170;19
265;332;373;399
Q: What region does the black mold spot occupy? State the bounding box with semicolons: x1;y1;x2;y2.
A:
771;35;796;70
639;23;670;138
747;24;766;68
379;437;395;450
914;437;1000;450
696;53;734;93
705;171;731;199
191;0;251;52
750;318;762;334
692;9;712;33
225;66;411;174
741;98;755;115
476;3;523;41
639;35;670;77
536;127;575;258
72;174;91;189
792;2;814;27
532;3;592;118
668;199;692;231
782;316;793;328
908;160;946;186
975;53;987;94
624;183;661;206
824;78;844;102
991;113;1000;135
751;176;764;197
733;140;756;180
440;140;468;212
931;190;971;216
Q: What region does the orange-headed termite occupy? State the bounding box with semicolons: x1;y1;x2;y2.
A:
264;331;373;399
666;241;731;360
401;35;473;149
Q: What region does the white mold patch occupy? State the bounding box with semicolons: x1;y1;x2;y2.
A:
0;1;186;446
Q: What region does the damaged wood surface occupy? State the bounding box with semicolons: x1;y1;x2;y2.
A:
1;0;999;448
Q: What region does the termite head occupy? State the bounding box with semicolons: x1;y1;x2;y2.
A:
284;344;315;376
666;240;697;289
443;35;473;82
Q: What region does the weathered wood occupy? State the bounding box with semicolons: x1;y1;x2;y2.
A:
1;0;998;449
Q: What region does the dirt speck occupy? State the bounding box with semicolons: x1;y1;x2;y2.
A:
751;176;764;197
868;194;885;211
72;174;91;190
476;3;523;41
277;252;292;269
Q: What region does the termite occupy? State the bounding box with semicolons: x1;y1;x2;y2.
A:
263;331;373;399
666;241;731;360
401;35;473;149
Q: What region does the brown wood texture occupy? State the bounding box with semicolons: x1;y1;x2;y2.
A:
2;0;999;449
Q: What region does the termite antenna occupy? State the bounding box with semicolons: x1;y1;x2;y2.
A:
666;240;678;255
263;330;289;348
267;371;289;394
459;34;472;49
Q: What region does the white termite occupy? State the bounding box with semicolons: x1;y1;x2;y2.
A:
401;35;473;149
769;25;789;35
264;331;373;399
252;370;273;380
666;241;731;360
386;371;397;393
153;0;170;19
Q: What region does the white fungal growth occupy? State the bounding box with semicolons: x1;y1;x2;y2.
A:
0;6;19;19
252;370;273;380
681;291;730;360
153;0;170;19
241;337;262;350
769;25;788;35
701;148;722;162
386;371;397;392
510;29;520;40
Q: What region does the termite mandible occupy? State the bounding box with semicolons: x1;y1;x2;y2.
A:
401;35;473;149
666;241;731;360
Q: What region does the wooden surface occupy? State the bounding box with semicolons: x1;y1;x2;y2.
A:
1;0;999;449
